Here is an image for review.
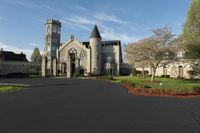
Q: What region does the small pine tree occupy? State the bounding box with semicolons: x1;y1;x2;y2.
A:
31;47;42;64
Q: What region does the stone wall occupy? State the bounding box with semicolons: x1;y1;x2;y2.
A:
0;61;40;75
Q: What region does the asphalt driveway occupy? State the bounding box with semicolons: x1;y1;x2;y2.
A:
0;78;200;133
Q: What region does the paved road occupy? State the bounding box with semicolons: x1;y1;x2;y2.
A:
0;78;200;133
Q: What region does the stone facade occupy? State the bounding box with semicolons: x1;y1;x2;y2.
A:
136;59;199;79
42;19;124;77
0;50;40;76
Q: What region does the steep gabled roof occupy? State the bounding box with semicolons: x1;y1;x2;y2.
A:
0;51;28;61
90;25;101;39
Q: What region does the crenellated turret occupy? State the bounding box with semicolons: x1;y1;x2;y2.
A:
45;19;61;58
42;19;61;77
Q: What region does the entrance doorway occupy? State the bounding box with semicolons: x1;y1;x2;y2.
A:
178;66;183;78
69;53;76;76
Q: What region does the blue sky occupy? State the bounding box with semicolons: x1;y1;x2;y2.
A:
0;0;191;60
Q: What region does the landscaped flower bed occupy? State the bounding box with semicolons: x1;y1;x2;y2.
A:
97;76;200;98
122;83;200;98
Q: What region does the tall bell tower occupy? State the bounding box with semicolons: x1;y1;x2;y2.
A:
42;19;61;77
45;19;61;58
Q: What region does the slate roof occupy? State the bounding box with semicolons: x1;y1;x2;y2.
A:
0;51;28;61
90;25;101;39
101;40;121;45
82;42;90;48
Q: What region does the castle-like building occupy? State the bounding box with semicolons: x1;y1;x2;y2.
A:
41;19;126;77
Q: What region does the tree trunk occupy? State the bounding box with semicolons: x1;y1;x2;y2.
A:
142;67;145;78
151;69;156;81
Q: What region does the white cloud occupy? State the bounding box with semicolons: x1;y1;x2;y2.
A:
0;42;33;61
75;6;88;11
61;19;90;31
102;31;139;44
94;13;126;24
61;14;139;44
65;16;96;25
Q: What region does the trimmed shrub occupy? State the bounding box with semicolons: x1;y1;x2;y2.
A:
131;83;136;87
101;76;114;80
144;85;152;88
161;75;165;78
161;75;170;78
109;77;114;80
187;70;196;76
144;70;149;76
193;86;200;93
132;68;142;76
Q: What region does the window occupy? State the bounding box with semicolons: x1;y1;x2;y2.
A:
106;69;113;75
178;66;184;78
58;28;60;34
53;26;57;33
110;69;113;75
52;38;57;43
80;52;85;61
163;66;167;75
47;35;51;43
47;25;51;33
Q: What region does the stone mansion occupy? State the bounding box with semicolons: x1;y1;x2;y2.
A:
41;19;129;77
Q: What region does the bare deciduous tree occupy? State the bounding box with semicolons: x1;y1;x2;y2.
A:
126;27;176;81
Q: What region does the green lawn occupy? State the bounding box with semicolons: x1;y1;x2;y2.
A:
0;84;27;93
113;76;200;92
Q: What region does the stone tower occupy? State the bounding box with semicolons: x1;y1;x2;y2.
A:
42;19;61;77
90;25;102;75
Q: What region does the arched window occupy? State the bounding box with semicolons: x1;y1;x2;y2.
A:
53;25;57;33
47;35;51;43
68;48;77;54
80;52;85;61
47;25;51;33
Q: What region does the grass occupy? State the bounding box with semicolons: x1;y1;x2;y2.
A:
112;76;200;93
0;84;27;93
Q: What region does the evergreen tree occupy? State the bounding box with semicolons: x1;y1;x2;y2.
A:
182;0;200;59
31;47;42;64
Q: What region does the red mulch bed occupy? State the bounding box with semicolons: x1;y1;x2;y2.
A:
122;84;200;98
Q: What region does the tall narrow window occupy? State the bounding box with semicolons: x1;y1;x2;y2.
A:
80;52;85;61
47;25;51;33
58;27;60;34
53;26;57;33
47;35;51;43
